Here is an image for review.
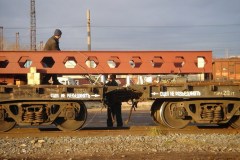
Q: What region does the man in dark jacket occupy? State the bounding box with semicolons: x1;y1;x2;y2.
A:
42;29;62;85
105;74;123;127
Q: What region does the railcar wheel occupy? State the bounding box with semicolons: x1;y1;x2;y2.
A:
160;102;190;129
0;119;16;132
151;100;165;126
54;102;87;131
229;116;240;129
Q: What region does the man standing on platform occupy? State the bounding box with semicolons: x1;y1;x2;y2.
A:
42;29;62;85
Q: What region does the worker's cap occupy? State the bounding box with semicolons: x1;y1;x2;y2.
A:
109;74;116;79
54;29;62;36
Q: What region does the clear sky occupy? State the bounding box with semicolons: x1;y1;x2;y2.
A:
0;0;240;58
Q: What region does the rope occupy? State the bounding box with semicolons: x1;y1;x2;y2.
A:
82;105;106;128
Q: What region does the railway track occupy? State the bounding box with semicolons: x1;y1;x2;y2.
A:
1;108;239;138
1;108;240;160
1;126;239;138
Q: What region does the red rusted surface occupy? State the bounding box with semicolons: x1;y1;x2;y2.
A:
0;51;212;74
212;58;240;81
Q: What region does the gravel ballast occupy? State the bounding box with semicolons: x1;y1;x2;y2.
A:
0;133;240;159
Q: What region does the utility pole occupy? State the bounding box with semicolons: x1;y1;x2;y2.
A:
0;26;3;51
30;0;36;51
87;9;91;51
16;32;19;50
40;41;43;50
225;48;229;58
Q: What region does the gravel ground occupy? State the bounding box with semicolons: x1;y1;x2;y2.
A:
1;133;240;160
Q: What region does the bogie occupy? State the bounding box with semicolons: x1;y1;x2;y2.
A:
0;101;88;131
151;99;240;129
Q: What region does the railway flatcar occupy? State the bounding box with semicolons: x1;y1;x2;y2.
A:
0;51;239;132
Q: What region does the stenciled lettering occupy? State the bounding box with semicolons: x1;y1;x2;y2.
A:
50;93;91;99
67;93;91;99
159;91;201;97
214;90;235;96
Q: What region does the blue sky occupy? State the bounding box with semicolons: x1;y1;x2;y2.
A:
0;0;240;58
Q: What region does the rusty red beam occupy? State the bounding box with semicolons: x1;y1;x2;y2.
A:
0;51;212;74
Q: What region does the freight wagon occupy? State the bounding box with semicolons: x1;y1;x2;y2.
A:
212;57;240;81
0;51;239;132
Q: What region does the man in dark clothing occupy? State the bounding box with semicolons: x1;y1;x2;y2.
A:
105;74;123;127
42;29;62;85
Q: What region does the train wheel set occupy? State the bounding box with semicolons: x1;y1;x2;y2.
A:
0;100;88;132
151;99;240;129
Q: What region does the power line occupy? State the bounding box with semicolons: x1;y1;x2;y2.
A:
91;23;240;28
3;23;240;30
